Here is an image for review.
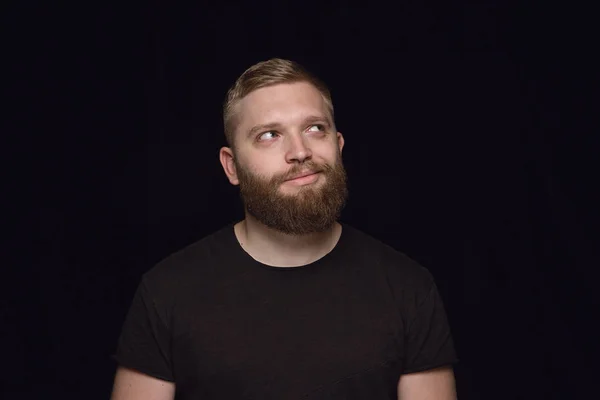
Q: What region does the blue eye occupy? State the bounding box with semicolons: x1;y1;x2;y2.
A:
307;124;325;132
258;131;278;141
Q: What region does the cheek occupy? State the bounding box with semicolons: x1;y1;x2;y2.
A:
246;158;285;180
317;143;342;164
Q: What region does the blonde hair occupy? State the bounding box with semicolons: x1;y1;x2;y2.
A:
223;58;334;148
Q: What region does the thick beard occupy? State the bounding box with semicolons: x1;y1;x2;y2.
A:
235;157;348;236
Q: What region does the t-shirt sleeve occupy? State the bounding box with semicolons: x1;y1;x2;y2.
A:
113;277;174;382
402;279;459;374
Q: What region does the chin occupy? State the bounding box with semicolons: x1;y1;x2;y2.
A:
280;183;322;196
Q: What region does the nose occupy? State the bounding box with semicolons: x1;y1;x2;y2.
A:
285;134;312;163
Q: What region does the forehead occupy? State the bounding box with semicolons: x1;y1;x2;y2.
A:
234;82;329;133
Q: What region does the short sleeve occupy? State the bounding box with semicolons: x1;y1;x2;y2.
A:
113;277;174;382
402;280;459;374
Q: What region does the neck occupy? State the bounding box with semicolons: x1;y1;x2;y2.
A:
234;214;342;268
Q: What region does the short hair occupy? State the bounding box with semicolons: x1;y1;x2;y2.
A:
223;58;334;149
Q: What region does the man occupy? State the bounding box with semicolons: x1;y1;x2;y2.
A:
111;58;459;399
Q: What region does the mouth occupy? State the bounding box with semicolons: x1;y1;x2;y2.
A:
286;171;321;181
284;171;322;185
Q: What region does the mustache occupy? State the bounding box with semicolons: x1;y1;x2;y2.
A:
276;162;328;183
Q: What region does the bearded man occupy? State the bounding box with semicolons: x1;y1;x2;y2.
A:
111;58;459;400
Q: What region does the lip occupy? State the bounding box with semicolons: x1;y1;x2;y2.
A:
286;171;320;181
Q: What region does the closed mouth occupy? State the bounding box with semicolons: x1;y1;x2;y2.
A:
286;171;320;181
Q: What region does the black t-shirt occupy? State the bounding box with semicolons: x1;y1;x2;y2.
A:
114;222;458;399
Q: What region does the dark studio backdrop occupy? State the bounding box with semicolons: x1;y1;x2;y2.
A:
5;1;598;399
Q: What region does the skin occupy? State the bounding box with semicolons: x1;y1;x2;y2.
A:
397;366;457;399
111;367;175;400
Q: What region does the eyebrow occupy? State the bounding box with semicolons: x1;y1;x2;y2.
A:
246;115;332;139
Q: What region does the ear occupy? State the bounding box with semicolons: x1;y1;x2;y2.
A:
337;132;345;154
219;146;240;185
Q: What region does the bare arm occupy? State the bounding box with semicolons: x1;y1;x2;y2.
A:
110;366;175;400
397;366;457;400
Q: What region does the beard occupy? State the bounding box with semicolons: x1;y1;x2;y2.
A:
234;155;348;236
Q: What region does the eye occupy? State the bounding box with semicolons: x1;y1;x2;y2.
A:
307;124;325;132
258;131;279;141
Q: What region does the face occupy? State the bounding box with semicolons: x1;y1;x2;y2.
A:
220;81;348;235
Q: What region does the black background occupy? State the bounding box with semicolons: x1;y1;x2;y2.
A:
5;1;598;399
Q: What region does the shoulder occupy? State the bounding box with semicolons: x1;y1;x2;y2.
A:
140;223;236;301
341;223;436;300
